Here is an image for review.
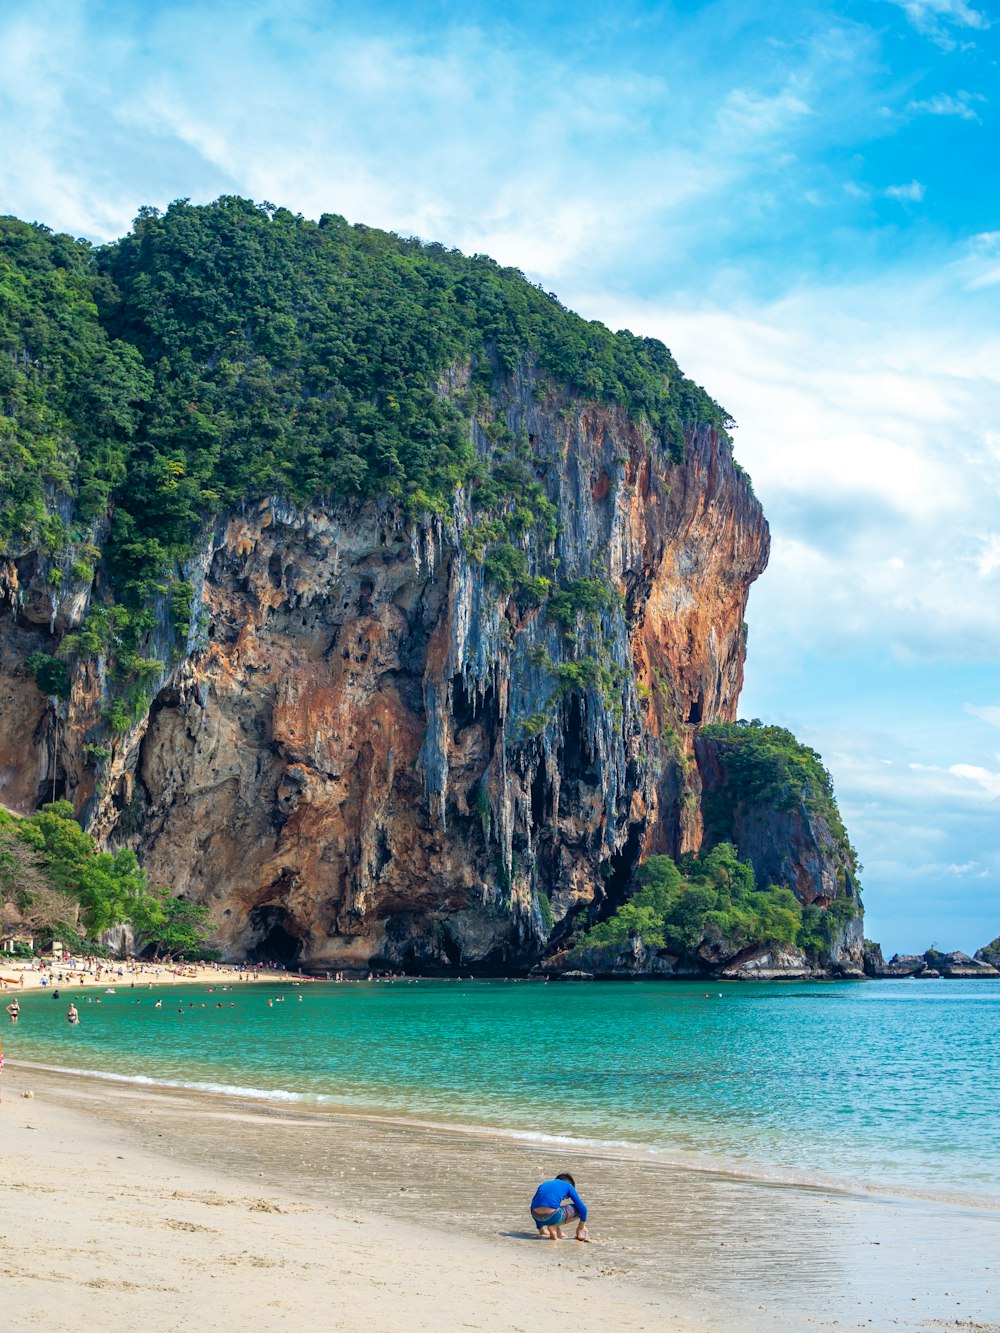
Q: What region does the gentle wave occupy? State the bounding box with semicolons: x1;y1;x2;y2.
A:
12;1056;1000;1214
8;1059;316;1104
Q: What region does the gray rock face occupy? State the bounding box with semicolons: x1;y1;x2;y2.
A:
694;734;864;973
862;941;885;975
542;939;703;979
878;954;928;978
926;950;998;978
720;945;813;981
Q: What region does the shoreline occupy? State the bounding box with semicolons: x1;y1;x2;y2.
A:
8;1052;1000;1216
3;1062;999;1332
6;959;1000;992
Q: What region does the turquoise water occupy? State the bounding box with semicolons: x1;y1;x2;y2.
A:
6;977;999;1199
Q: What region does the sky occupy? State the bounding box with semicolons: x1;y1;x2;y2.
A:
0;0;997;952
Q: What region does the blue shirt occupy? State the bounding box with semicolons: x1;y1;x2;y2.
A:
530;1178;588;1221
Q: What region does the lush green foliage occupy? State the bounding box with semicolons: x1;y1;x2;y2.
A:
2;197;729;641
581;844;805;955
25;651;71;699
130;886;213;959
547;577;614;628
1;801;145;938
0;802;207;954
700;718;858;875
0;218;151;559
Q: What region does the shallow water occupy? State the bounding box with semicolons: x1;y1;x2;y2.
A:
7;976;1000;1200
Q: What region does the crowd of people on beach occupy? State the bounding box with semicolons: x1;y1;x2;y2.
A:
0;954;302;992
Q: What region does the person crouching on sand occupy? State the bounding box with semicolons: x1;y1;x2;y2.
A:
530;1172;589;1241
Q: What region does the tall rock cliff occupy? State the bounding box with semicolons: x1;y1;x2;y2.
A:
0;197;860;973
0;372;767;970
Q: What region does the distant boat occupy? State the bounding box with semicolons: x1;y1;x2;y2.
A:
105;987;116;994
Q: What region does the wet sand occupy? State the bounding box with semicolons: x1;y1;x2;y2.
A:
1;1062;997;1332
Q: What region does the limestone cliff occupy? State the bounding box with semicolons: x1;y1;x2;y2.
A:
0;365;774;970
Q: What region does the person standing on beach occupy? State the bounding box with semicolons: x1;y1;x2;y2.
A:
530;1173;589;1241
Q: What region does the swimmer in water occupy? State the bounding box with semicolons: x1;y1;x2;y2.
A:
154;1000;162;1009
67;1003;79;1025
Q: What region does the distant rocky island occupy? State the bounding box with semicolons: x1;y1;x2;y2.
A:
0;196;878;978
862;942;999;979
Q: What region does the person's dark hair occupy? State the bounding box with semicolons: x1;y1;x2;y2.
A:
556;1172;576;1187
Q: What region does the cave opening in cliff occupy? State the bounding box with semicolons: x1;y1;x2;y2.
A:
687;694;704;725
560;695;596;783
246;906;303;966
451;673;495;735
530;757;548;830
36;771;67;806
602;822;647;914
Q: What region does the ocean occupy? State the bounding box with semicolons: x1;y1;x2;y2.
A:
6;976;999;1203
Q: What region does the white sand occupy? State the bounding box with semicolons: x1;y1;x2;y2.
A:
2;1063;998;1333
0;1064;693;1333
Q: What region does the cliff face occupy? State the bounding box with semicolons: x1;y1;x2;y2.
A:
0;370;770;970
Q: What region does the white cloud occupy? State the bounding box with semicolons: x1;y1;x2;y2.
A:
583;271;1000;665
949;764;1000;800
961;234;1000;291
966;706;1000;727
888;0;991;48
884;180;926;202
976;534;1000;576
906;91;986;121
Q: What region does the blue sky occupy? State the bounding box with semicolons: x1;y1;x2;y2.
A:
1;0;997;952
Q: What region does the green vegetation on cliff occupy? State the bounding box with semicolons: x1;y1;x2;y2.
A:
699;718;859;877
580;844;805;954
0;803;209;956
1;199;730;600
0;218;151;560
577;840;859;962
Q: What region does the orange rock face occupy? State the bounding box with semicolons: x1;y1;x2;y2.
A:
0;378;768;971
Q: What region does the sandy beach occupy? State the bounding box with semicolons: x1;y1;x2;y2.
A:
0;958;307;993
2;1061;998;1333
1;1062;692;1333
